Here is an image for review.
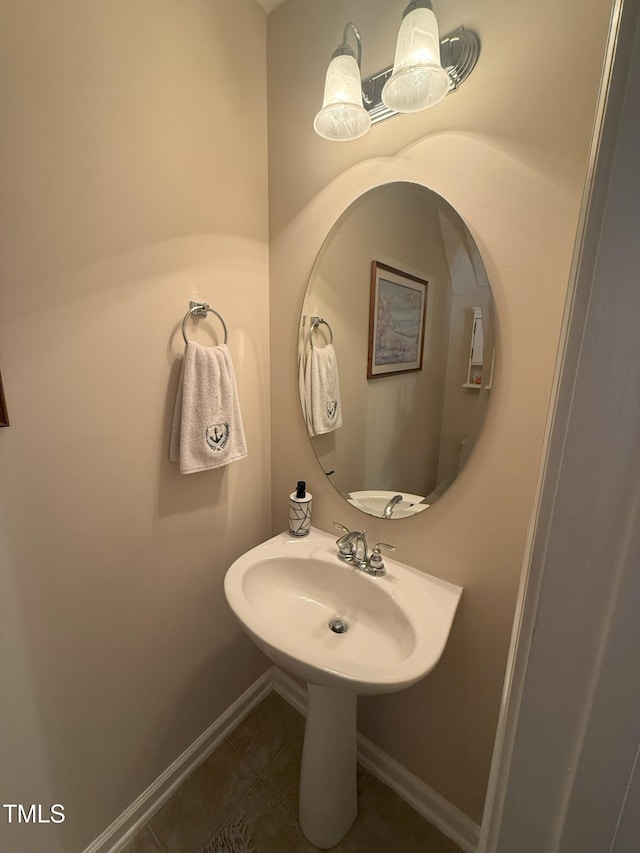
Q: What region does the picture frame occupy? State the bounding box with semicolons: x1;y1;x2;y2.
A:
367;261;428;379
0;371;9;428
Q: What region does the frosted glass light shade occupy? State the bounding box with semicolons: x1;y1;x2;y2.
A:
382;7;450;113
313;54;371;142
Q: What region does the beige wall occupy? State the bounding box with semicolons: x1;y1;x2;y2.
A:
268;0;612;823
0;2;270;852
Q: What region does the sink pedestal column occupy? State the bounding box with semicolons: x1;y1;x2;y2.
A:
299;684;357;849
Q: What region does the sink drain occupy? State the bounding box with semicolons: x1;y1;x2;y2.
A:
328;617;348;634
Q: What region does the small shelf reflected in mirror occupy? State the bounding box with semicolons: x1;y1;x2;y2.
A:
0;371;9;428
463;306;486;389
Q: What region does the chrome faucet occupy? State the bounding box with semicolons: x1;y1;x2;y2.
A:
382;494;403;518
334;524;369;567
333;523;395;576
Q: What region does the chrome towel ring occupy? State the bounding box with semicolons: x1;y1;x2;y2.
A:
182;301;228;346
310;315;334;346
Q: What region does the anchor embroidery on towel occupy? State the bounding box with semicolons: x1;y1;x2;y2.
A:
326;401;338;420
206;423;230;452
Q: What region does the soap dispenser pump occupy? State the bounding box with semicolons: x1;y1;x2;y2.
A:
289;480;312;537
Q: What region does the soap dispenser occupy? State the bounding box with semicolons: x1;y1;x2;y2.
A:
289;480;312;537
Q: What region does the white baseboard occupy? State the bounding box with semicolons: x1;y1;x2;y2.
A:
356;734;480;853
83;669;273;853
85;666;479;853
273;669;480;852
272;665;307;713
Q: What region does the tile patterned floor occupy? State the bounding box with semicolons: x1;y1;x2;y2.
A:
120;692;461;853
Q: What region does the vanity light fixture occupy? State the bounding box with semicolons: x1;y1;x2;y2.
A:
313;22;371;142
313;1;479;141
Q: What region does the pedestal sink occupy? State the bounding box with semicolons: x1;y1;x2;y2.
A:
224;527;462;848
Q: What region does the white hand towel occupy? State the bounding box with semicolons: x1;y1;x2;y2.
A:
298;318;314;436
169;342;248;474
303;353;314;436
307;343;343;435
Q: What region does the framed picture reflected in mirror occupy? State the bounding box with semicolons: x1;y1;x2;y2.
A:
367;261;428;379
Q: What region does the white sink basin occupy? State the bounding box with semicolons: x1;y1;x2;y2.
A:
224;526;462;848
224;526;461;695
348;490;429;518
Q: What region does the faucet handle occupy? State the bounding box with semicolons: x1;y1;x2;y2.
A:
368;542;395;576
333;522;355;559
354;528;368;563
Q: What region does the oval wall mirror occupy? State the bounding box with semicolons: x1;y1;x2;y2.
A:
299;182;495;520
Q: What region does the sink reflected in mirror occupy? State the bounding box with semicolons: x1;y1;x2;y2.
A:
348;489;429;518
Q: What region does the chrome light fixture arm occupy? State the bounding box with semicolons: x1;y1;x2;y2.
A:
332;22;363;68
